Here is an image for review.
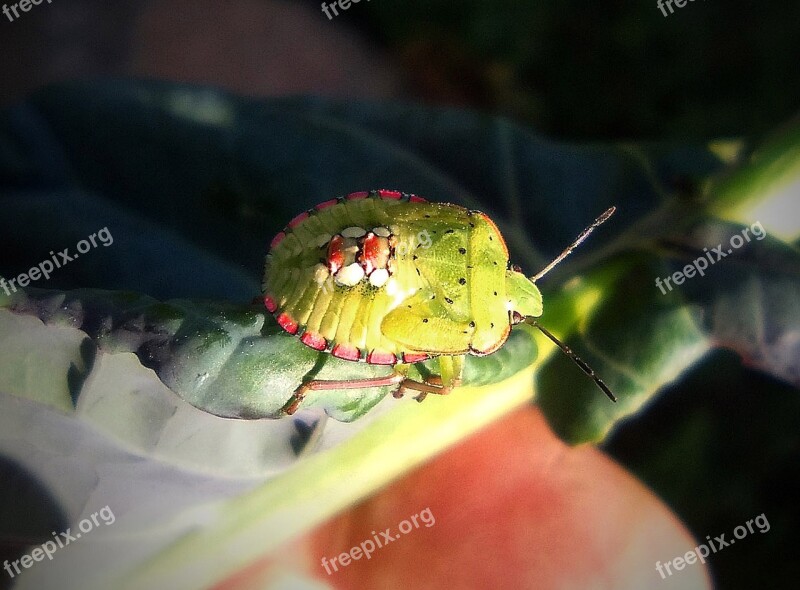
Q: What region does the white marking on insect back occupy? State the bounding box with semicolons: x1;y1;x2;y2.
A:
335;263;365;286
369;268;390;288
341;226;367;238
373;226;391;237
385;276;400;297
313;263;329;284
385;277;418;307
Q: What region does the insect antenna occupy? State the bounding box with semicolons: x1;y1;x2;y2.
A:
526;318;617;402
531;206;616;282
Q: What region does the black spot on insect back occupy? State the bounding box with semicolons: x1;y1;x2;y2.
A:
423;318;429;323
459;278;466;285
458;247;466;255
469;321;475;328
445;297;454;304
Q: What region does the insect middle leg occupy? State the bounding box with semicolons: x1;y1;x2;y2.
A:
281;372;407;415
281;355;465;415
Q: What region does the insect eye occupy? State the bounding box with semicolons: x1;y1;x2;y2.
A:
510;264;522;273
511;311;525;325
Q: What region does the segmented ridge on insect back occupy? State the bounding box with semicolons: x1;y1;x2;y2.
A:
263;190;431;366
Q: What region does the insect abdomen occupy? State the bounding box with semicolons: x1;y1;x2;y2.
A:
264;190;430;363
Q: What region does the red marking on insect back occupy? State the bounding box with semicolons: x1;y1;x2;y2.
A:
378;189;402;200
288;211;309;228
402;352;430;363
326;235;346;274
346;191;369;200
301;331;327;351
270;231;286;249
359;232;390;275
276;312;299;335
264;295;278;313
409;194;426;203
316;198;338;210
367;349;397;365
332;343;361;362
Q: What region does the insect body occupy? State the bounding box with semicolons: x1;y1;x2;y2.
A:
263;189;616;414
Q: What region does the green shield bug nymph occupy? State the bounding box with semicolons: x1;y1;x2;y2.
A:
262;189;616;415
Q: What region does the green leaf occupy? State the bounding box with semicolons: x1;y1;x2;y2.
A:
536;254;710;442
3;288;537;425
704;117;800;241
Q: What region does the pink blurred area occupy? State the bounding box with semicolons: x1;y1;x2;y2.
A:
214;407;712;590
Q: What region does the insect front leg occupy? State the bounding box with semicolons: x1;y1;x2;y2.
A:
395;355;465;403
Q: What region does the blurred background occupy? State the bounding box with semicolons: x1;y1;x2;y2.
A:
1;1;798;589
2;0;798;139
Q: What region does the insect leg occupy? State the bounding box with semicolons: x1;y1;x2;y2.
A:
282;372;407;415
283;354;469;415
403;355;465;403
